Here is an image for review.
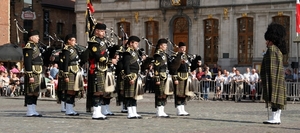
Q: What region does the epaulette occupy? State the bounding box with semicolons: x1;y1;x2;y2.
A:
88;36;97;43
125;47;134;53
63;45;69;50
24;42;32;49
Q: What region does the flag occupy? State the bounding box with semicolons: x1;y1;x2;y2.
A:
87;0;95;14
85;0;96;38
296;0;300;33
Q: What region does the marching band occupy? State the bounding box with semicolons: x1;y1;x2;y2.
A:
22;24;199;120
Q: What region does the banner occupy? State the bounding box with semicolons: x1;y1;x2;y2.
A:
296;0;300;33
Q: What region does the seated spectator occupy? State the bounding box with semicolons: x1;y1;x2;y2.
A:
1;71;11;96
43;69;54;97
0;62;6;72
50;63;59;79
9;72;20;97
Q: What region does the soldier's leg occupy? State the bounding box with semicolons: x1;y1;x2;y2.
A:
102;97;114;115
92;93;106;120
65;91;79;116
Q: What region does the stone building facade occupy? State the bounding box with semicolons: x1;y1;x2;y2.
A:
75;0;298;70
10;0;76;47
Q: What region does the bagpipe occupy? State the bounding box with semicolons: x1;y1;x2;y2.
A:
14;19;50;53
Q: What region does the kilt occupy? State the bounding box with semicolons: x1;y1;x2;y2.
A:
175;79;187;97
60;72;84;91
24;73;46;94
124;77;136;98
88;71;106;93
155;79;166;97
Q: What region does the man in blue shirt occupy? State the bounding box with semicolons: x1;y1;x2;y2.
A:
50;63;59;79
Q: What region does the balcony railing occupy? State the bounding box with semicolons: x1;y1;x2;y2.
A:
160;0;200;9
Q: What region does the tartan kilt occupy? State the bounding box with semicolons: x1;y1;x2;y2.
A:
124;77;136;98
175;79;187;97
88;71;106;93
155;79;166;97
60;72;83;91
24;73;46;93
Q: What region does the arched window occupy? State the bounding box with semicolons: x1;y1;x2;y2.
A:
272;15;290;65
203;18;219;64
145;21;159;55
237;17;253;65
117;22;130;45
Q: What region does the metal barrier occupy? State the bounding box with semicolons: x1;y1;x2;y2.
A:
195;80;300;102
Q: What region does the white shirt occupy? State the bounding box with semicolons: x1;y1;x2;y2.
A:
223;75;231;84
248;73;259;83
243;72;251;82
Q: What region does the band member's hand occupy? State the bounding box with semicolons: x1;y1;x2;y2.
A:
174;80;179;85
129;80;135;85
29;78;34;83
156;81;160;85
112;58;118;65
65;78;69;82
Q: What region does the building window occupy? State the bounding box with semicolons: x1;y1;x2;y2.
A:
24;0;32;8
72;24;76;35
272;16;290;65
237;17;253;65
57;23;64;38
23;20;33;42
203;18;219;65
117;22;130;45
145;21;159;55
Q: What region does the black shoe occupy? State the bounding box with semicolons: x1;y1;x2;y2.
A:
106;113;115;116
92;117;107;120
66;113;79;116
27;114;43;117
127;116;139;119
121;110;128;113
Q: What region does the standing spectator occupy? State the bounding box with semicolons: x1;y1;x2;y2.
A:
229;67;236;100
145;65;154;93
248;69;259;101
211;64;218;80
222;71;231;100
201;69;211;101
261;23;287;124
233;70;244;102
243;68;251;99
196;67;204;81
284;69;294;82
214;70;224;101
50;63;59;79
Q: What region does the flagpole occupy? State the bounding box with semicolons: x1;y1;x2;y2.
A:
294;0;300;103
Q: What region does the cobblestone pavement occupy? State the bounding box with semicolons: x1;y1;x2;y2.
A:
0;94;299;133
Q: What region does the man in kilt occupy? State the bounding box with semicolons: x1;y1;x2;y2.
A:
123;36;143;119
261;23;287;124
58;34;84;116
87;23;118;120
23;30;45;117
153;38;173;118
172;42;191;116
115;36;128;113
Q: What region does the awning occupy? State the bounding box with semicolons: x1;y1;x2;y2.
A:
0;43;23;62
